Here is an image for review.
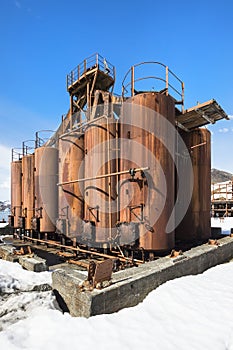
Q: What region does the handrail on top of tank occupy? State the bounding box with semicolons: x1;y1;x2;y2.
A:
11;148;23;161
122;61;184;110
22;140;35;156
66;53;116;90
35;130;56;148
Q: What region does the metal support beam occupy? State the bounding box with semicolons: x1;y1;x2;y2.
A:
57;167;149;186
195;108;214;124
175;121;190;132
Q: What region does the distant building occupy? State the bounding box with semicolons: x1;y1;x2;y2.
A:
211;180;233;217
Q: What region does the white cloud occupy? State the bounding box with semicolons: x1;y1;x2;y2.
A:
0;179;10;189
0;144;11;169
228;115;233;119
219;128;229;133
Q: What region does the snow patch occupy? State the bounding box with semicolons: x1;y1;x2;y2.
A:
1;260;233;349
0;260;52;294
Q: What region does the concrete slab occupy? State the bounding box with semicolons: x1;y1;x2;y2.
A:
52;236;233;317
0;244;19;262
19;256;48;272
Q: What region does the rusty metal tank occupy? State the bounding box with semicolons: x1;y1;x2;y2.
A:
84;116;118;245
58;133;84;238
22;154;35;230
11;160;22;228
34;146;58;233
175;128;211;242
119;92;175;252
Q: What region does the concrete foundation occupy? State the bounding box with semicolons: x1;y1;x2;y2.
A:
52;236;233;317
0;245;19;262
19;256;48;272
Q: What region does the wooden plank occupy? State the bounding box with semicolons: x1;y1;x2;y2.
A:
176;99;229;130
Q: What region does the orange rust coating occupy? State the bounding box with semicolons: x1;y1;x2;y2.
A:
175;128;211;242
59;134;84;237
84;117;118;243
11;160;22;228
22;154;35;230
119;92;175;251
34;147;58;232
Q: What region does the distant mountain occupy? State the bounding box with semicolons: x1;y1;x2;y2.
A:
0;201;10;211
211;168;233;183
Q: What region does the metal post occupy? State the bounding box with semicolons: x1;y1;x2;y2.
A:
70;95;73;130
165;66;169;96
35;132;38;149
22;142;25;156
87;82;90;120
182;82;185;113
62;114;64;134
131;66;135;97
96;53;98;67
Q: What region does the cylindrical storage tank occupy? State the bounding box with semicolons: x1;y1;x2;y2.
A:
22;154;34;230
175;128;211;242
58;133;84;239
84;117;118;245
119;92;175;252
34;146;58;233
11;160;22;228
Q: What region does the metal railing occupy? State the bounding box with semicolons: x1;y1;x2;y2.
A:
122;62;184;111
11;148;23;161
35;130;56;148
22;140;35;156
66;53;115;89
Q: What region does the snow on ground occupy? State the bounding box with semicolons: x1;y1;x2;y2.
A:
0;260;57;331
0;260;52;293
0;291;57;331
211;217;233;235
1;260;233;350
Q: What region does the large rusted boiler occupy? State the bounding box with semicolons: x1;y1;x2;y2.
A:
22;154;35;231
83;116;118;246
58;133;84;238
34;146;58;233
119;92;175;252
175;128;211;242
10;160;22;228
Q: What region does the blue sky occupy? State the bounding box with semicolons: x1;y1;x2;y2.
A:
0;0;233;200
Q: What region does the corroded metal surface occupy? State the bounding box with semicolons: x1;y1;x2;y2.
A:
84;117;118;244
119;92;175;251
34;147;58;232
11;160;22;228
175;128;211;242
58;133;84;238
22;154;34;230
